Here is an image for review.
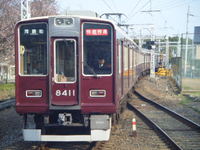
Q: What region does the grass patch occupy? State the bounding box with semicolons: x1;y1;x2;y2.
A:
0;83;15;101
181;91;200;99
179;95;191;105
179;94;200;114
186;92;200;97
182;86;193;90
190;107;200;114
0;83;15;90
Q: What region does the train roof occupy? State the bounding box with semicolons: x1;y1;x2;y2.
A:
17;15;113;24
18;15;134;38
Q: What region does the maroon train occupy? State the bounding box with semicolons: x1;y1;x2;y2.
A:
15;15;150;142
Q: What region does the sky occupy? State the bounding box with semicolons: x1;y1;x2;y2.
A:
57;0;200;37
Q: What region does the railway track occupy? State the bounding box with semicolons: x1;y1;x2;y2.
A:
0;99;15;111
127;91;200;150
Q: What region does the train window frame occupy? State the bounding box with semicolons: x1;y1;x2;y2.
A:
81;22;114;77
53;39;77;84
18;22;48;77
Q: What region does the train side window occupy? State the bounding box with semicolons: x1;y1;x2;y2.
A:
123;46;128;74
19;23;47;76
118;41;122;74
54;40;76;83
134;51;136;66
130;49;133;74
136;51;138;66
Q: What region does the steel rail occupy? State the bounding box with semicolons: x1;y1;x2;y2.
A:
127;103;182;150
134;90;200;131
0;99;15;111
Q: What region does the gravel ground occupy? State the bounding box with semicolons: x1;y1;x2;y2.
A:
129;95;200;150
0;107;23;149
0;108;43;150
135;76;200;124
93;109;170;150
1;76;198;149
0;107;169;150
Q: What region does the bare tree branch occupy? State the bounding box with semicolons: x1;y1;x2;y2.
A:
0;0;58;64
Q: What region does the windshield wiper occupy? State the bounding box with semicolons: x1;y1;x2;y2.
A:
84;64;98;78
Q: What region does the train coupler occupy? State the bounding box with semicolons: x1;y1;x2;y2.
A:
58;113;72;125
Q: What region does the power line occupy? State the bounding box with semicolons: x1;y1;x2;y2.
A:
190;0;200;3
101;0;114;12
110;0;118;12
140;0;160;14
155;0;189;11
153;0;180;9
128;0;143;17
128;0;150;18
125;0;150;22
192;15;200;18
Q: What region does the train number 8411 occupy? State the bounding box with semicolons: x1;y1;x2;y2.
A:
55;89;75;97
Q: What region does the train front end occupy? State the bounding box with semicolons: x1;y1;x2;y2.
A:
15;16;116;142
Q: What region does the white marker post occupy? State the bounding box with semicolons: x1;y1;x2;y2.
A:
132;118;137;137
150;48;155;78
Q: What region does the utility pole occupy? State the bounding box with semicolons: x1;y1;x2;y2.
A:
139;0;160;52
184;6;189;76
166;35;169;68
184;5;194;76
21;0;31;20
178;34;181;57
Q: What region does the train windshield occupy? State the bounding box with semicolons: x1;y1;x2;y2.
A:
19;23;47;75
83;23;113;76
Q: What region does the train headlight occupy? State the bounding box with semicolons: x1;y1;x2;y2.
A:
55;18;74;26
55;18;64;25
26;90;42;98
90;90;106;98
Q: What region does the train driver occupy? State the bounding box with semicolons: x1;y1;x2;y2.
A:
94;57;111;74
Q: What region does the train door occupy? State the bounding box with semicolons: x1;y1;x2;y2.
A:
50;38;78;106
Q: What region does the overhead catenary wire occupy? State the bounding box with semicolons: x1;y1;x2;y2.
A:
101;0;114;12
127;0;191;28
127;0;150;20
154;0;189;11
110;0;118;12
192;15;200;18
153;0;181;9
127;0;143;17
